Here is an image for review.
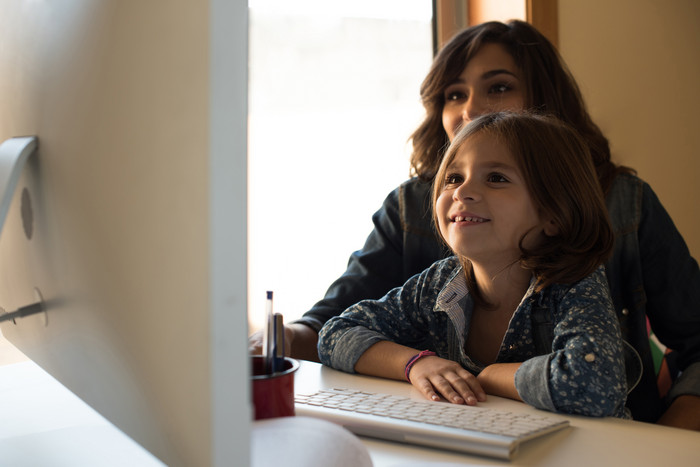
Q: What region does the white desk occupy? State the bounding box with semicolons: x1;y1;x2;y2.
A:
2;357;698;466
295;360;700;467
0;360;164;466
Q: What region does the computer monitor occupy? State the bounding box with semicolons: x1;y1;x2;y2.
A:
0;1;250;466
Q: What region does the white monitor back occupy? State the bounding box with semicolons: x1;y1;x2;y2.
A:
0;2;250;466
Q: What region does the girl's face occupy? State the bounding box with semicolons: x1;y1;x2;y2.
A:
435;134;553;267
442;43;525;141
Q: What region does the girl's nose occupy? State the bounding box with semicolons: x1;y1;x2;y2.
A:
453;178;479;201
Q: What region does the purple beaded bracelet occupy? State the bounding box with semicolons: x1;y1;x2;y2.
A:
404;350;437;383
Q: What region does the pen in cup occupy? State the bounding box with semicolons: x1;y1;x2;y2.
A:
263;290;286;374
272;313;285;373
263;291;274;374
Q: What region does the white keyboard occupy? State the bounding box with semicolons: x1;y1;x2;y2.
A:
295;388;569;460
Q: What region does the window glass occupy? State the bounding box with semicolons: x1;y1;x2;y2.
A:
248;0;433;330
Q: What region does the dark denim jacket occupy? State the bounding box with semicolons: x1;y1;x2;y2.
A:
301;173;700;422
318;258;628;418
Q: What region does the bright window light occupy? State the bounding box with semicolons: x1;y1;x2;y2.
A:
248;1;433;332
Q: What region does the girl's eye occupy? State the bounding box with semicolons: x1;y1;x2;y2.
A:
487;173;509;183
444;173;463;185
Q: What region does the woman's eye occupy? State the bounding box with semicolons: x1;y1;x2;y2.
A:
444;90;466;101
488;83;511;94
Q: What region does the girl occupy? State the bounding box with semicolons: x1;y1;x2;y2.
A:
318;112;628;418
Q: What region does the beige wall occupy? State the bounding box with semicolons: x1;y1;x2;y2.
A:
559;0;700;259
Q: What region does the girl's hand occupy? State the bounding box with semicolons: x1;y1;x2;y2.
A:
409;356;487;405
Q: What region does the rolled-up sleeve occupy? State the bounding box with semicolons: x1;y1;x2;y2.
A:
318;320;387;373
318;259;457;373
515;354;557;412
514;268;628;418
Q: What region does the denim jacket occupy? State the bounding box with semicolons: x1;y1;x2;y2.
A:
301;173;700;422
318;258;628;418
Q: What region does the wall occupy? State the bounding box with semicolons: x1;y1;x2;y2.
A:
559;0;700;259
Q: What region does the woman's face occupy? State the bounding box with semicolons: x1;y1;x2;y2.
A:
442;43;525;142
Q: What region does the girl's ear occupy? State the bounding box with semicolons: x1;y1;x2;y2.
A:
543;219;559;237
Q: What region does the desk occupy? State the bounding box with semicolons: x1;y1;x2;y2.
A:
2;357;698;466
0;360;164;466
295;360;699;466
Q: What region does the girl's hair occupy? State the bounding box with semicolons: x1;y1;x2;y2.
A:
432;112;614;300
411;20;632;194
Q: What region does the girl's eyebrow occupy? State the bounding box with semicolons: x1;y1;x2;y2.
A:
477;160;517;170
446;160;519;173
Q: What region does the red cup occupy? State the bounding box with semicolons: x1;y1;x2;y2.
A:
251;355;299;420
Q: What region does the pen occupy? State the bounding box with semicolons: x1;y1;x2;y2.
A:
263;291;274;374
272;313;285;373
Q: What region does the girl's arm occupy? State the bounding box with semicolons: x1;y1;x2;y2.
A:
355;340;486;405
476;363;522;402
318;258;456;372
318;257;484;405
515;267;627;417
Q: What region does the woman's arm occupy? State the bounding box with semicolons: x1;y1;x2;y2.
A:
249;185;409;361
289;180;445;360
635;182;700;428
248;322;321;362
657;395;700;431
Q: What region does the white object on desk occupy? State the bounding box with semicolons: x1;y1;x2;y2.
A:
251;416;372;467
296;387;568;460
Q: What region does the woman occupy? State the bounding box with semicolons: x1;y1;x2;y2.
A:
253;20;700;428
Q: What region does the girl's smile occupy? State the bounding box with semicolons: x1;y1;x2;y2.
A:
450;213;490;224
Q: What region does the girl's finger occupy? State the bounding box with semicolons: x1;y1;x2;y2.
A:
430;375;466;405
415;377;441;402
455;369;487;402
444;372;479;405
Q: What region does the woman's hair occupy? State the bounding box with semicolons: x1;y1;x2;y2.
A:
432;112;614;299
411;20;632;194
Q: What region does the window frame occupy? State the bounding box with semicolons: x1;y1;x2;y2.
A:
433;0;558;52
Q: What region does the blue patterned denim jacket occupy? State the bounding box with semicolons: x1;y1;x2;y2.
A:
303;173;700;422
318;257;628;418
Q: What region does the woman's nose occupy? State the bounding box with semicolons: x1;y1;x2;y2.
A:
462;95;486;122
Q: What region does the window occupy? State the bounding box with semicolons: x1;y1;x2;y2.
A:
248;1;433;330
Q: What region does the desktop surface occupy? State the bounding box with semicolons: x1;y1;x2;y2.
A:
1;357;699;466
295;360;700;467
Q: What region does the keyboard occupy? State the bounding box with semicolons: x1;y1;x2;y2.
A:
295;388;569;460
